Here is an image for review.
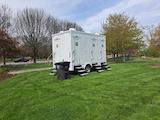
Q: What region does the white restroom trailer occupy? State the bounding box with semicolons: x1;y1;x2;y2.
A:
52;29;107;73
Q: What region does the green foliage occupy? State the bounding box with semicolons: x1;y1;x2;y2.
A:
0;59;160;120
0;30;20;65
146;47;160;57
103;13;144;57
147;25;160;57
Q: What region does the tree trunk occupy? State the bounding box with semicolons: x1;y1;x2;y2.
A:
123;54;126;63
117;54;119;58
33;47;37;63
33;57;36;63
113;53;115;59
3;55;6;65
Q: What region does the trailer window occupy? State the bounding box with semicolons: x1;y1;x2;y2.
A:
93;43;95;47
56;44;59;48
75;42;78;46
55;37;60;41
75;35;79;39
102;44;104;48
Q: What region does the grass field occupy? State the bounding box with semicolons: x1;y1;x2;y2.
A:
0;59;160;120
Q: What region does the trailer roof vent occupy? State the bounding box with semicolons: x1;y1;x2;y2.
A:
69;28;76;31
95;33;100;35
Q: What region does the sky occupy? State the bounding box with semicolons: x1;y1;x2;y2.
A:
1;0;160;32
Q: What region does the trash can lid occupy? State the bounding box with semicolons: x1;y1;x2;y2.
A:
55;62;70;66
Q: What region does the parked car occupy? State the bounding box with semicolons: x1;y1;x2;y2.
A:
14;57;31;62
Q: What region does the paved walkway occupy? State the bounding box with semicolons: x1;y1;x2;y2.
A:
0;60;52;66
8;68;52;75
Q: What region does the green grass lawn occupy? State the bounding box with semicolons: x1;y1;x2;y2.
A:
0;59;160;120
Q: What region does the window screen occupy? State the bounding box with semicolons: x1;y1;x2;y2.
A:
75;42;78;46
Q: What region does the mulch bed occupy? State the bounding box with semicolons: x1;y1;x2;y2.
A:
0;71;14;81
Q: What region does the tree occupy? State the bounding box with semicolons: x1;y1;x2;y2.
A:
0;4;18;65
103;13;143;62
59;20;83;31
15;8;83;62
38;45;51;59
15;8;49;63
0;4;11;31
46;17;83;43
0;30;19;65
147;25;160;57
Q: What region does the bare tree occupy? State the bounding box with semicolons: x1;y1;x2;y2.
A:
15;8;49;63
0;4;12;31
46;17;83;40
59;20;83;31
45;16;60;46
46;17;60;34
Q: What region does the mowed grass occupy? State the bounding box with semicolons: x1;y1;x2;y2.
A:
0;59;160;120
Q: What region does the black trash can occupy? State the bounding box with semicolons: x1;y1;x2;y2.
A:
55;62;70;80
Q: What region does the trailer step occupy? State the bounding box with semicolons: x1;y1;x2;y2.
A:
77;69;87;73
50;72;56;76
75;66;83;70
50;69;57;76
80;73;88;76
105;66;111;68
107;67;112;71
51;69;56;73
101;63;108;67
98;70;105;73
92;63;98;66
94;67;103;70
102;64;108;67
74;65;81;67
103;65;111;70
93;65;102;67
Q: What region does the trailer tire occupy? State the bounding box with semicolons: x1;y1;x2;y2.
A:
85;64;91;73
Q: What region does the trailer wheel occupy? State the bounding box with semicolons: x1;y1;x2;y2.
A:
85;64;91;73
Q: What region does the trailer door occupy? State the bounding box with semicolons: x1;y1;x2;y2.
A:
101;38;106;62
54;37;61;62
92;37;99;63
73;36;80;65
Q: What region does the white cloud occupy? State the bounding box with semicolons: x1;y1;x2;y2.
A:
0;0;84;18
48;0;84;17
80;0;160;32
1;0;160;32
